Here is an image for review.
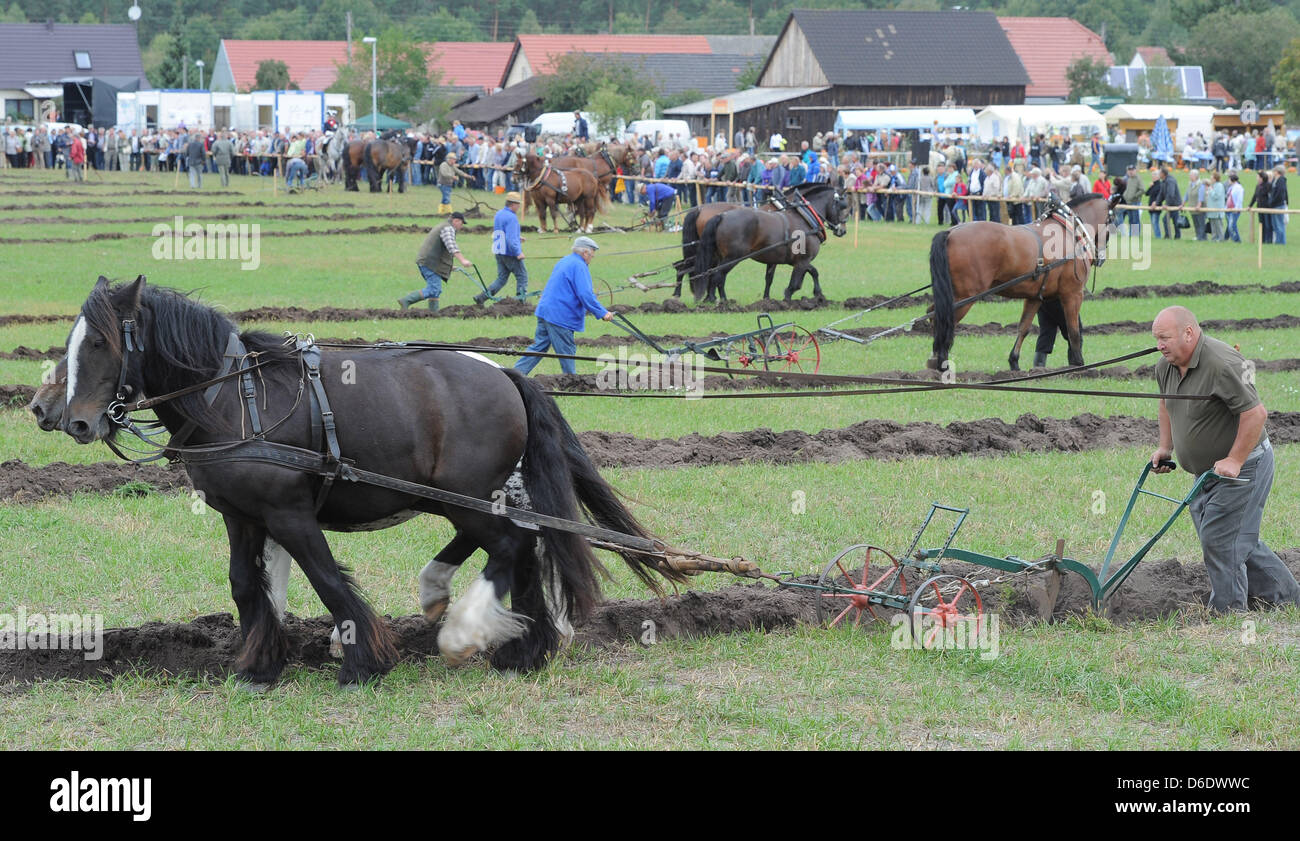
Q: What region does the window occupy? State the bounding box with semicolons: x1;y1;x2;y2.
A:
74;51;91;70
4;99;35;120
785;115;801;130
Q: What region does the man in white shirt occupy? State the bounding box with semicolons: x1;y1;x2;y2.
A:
982;161;1001;223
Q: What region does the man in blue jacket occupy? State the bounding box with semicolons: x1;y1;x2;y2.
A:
476;191;529;303
644;181;677;230
514;237;614;374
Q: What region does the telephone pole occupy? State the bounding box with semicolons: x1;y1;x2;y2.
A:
346;12;353;61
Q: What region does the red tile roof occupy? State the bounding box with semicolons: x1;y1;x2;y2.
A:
220;39;513;92
221;40;348;92
514;34;712;76
1206;81;1237;106
426;42;516;89
998;17;1113;99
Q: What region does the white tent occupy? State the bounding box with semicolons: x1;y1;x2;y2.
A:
1102;104;1216;144
833;108;977;134
976;104;1105;141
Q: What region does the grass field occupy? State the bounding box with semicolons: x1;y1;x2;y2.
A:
2;166;1298;750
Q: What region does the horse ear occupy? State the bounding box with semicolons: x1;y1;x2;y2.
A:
125;275;146;312
94;275;109;289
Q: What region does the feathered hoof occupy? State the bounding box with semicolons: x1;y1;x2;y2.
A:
441;645;477;668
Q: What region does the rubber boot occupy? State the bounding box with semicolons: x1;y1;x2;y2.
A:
427;297;439;312
472;293;487;306
1033;352;1049;368
398;291;422;310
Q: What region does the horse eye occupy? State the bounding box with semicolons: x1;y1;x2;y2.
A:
91;336;106;348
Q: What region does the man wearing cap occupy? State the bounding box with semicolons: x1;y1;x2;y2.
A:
514;237;614;374
477;192;528;303
1150;306;1299;612
437;152;472;214
399;212;473;312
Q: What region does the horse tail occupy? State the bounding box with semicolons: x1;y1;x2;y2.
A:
499;369;675;661
929;229;955;363
591;174;609;213
693;213;724;297
681;208;699;258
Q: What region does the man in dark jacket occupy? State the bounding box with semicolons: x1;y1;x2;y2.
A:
1249;170;1272;243
1159;167;1182;239
186;132;206;189
399;213;474;312
1269;165;1288;245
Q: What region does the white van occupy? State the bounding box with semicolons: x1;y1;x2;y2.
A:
624;119;696;149
529;111;624;140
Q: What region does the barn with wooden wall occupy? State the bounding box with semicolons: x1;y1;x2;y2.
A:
669;9;1029;147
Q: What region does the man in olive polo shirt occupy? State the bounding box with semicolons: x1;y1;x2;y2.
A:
398;212;474;312
1150;306;1299;612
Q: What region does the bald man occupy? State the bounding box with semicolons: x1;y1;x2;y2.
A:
1151;306;1299;612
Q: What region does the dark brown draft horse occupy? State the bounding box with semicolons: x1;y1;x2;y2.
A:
672;183;822;296
691;183;848;303
344;136;413;193
60;277;680;686
515;151;608;233
928;192;1120;372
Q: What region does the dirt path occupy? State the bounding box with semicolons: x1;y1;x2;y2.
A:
3;550;1295;684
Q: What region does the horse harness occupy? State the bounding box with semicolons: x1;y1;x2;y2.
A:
524;159;569;197
784;189;830;243
1019;199;1100;300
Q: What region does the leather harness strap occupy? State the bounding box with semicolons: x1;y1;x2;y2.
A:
299;340;343;513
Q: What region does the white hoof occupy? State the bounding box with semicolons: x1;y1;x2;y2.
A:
438;577;526;664
329;625;343;659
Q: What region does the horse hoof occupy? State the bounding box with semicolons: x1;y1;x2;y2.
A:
423;599;449;624
442;645;477;668
233;677;272;693
925;356;941;371
329;636;343;659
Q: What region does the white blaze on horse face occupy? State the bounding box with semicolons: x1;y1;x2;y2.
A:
438;576;526;663
65;316;86;408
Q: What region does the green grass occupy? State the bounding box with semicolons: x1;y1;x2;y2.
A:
3;165;1299;750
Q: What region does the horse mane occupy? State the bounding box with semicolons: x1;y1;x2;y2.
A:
88;281;298;429
786;181;833;196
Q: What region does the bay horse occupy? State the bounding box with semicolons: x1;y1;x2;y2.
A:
515;150;608;233
691;183;848;303
344;136;413;193
928;192;1120;372
559;142;639;188
61;276;680;686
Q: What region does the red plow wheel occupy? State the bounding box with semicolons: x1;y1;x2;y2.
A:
907;574;984;648
814;544;906;629
760;325;820;374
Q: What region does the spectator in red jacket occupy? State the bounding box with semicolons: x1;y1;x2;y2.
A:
67;129;86;182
